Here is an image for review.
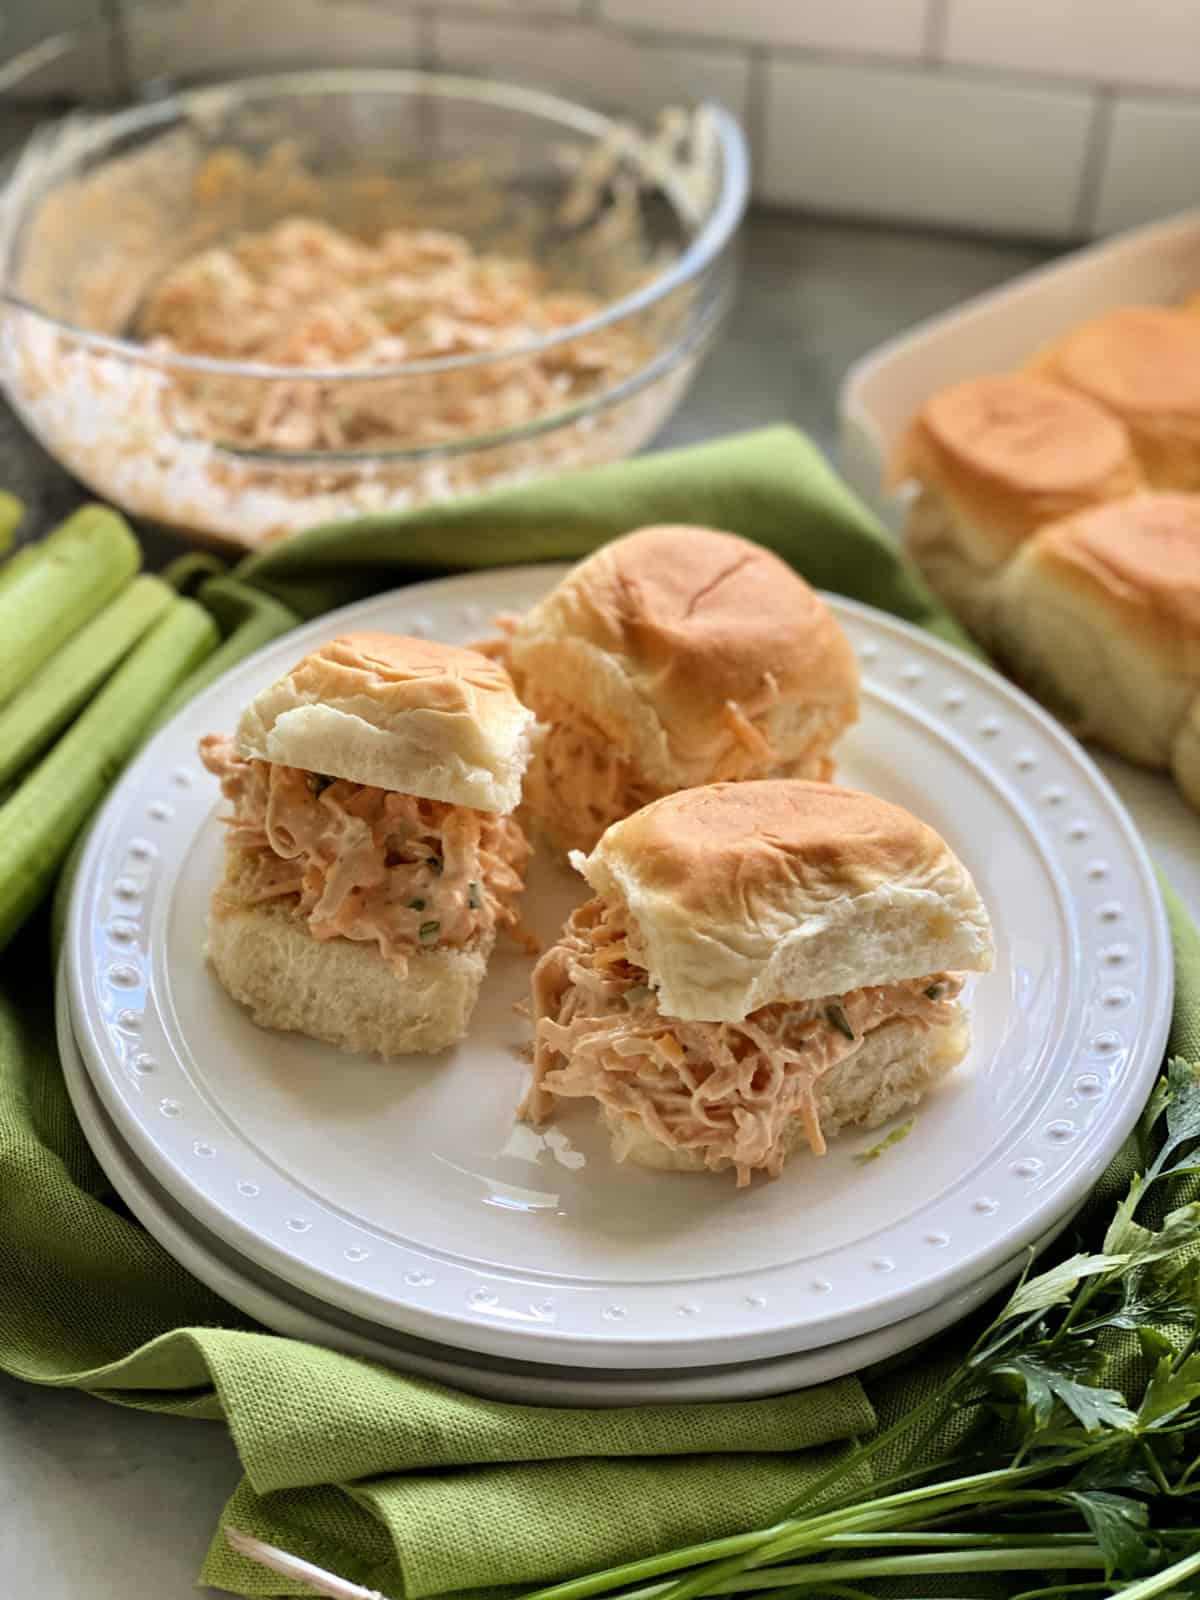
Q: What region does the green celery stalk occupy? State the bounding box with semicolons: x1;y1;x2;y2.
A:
0;576;173;788
146;576;297;734
0;492;23;556
0;505;140;706
0;596;218;952
160;551;227;595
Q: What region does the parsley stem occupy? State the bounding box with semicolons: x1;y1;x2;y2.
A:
516;1467;1098;1600
1111;1548;1200;1599
778;1375;971;1516
515;1529;789;1600
698;1546;1108;1590
824;1532;1098;1548
1139;1437;1174;1497
1010;1585;1112;1600
654;1469;1098;1600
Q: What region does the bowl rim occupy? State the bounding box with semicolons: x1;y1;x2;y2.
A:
0;67;750;382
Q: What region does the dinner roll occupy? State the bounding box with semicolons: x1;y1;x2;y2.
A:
506;525;859;854
900;374;1142;646
1033;307;1200;491
235;632;534;814
992;493;1200;793
577;779;993;1023
208;894;487;1057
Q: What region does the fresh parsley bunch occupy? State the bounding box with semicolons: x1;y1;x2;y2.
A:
519;1059;1200;1600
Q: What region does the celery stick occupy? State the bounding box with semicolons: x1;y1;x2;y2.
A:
0;498;101;599
0;597;218;952
0;546;38;599
147;577;297;734
0;505;140;706
161;552;227;595
0;576;173;789
0;492;23;556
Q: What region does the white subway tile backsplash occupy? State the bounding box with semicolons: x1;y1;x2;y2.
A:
762;59;1093;238
946;0;1200;92
9;0;1200;243
598;0;926;57
1094;96;1200;235
431;15;752;130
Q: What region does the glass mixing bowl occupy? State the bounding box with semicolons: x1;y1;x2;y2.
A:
0;67;747;547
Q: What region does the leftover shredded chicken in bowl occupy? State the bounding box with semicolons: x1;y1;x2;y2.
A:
0;75;746;546
135;217;647;455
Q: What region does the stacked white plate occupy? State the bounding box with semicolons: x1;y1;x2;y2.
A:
59;567;1174;1405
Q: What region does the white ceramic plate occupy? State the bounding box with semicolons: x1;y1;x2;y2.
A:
66;567;1172;1369
57;966;1076;1406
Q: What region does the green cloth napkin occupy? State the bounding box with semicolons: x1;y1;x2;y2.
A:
0;425;1193;1600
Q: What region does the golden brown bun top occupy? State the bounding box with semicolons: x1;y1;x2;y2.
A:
579;780;994;1019
598;780;946;904
1018;492;1200;668
288;632;516;712
234;632;534;812
903;373;1142;560
508;526;859;788
1037;306;1200;422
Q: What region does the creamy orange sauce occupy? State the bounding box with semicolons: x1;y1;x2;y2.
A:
474;618;834;852
201;735;529;974
524;897;963;1185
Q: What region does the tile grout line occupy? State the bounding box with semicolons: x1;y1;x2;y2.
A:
1072;86;1116;240
746;44;768;170
415;2;437;70
103;0;133;98
411;4;1200;105
922;0;949;66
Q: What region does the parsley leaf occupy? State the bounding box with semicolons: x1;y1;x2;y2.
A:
1059;1490;1151;1579
1138;1353;1200;1429
1125;1202;1200;1268
1071;1452;1157;1495
1000;1252;1127;1321
989;1353;1136;1433
1166;1056;1200;1146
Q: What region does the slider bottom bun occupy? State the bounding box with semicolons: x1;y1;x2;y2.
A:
207;897;487;1057
604;1010;969;1176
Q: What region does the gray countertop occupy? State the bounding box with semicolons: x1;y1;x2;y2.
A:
0;211;1058;1599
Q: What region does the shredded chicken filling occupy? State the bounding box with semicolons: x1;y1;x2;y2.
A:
474;619;835;850
200;735;529;975
136;219;645;453
524;898;964;1185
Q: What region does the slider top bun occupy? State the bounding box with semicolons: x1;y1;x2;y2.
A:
507;525;858;790
1033;307;1200;489
577;780;994;1023
997;492;1200;769
235;632;535;814
902;373;1142;565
